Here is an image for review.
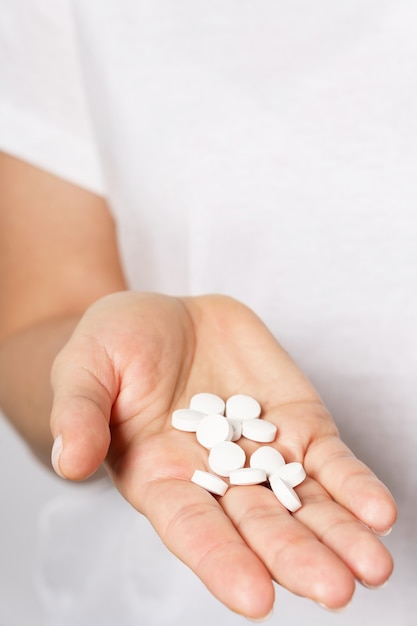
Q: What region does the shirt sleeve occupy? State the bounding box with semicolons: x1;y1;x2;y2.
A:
0;0;105;195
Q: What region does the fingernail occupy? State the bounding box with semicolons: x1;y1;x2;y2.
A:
372;526;393;537
51;435;66;479
246;609;274;622
317;601;351;612
359;578;389;590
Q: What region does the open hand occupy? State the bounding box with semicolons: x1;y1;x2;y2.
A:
50;292;396;620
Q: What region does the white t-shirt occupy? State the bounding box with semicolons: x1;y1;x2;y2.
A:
1;1;416;624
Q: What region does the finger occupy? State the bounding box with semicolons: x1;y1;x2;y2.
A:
295;477;394;588
135;477;275;621
221;484;356;610
305;436;397;534
50;338;116;480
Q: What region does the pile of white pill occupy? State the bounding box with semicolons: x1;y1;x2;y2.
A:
171;392;306;512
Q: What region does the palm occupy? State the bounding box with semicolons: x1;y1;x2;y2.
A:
51;292;396;619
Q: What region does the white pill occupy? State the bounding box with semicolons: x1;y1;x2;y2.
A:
190;392;225;415
271;462;306;488
250;446;286;476
229;467;267;485
226;418;243;442
196;414;233;449
191;470;229;496
225;394;261;421
270;475;302;512
242;418;277;443
171;408;206;432
208;441;246;477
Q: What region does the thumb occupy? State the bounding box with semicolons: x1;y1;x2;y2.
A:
50;338;116;480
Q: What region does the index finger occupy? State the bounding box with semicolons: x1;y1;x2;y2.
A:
137;476;275;621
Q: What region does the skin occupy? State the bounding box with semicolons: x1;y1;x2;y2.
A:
0;152;397;620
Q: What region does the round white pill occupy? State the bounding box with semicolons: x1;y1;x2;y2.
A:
196;414;233;449
208;441;246;477
190;392;225;415
270;475;302;512
271;462;306;488
171;408;206;432
229;467;267;485
225;394;261;421
191;470;229;496
242;418;277;443
250;446;286;476
226;418;243;442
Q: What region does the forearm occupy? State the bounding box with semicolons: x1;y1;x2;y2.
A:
0;154;128;469
0;315;81;467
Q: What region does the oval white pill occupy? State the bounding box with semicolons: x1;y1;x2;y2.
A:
229;467;267;486
190;392;225;415
250;446;286;476
226;418;243;442
196;414;233;449
225;394;261;421
191;470;228;496
208;441;246;477
242;418;277;443
171;408;206;432
270;475;302;512
271;462;306;488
